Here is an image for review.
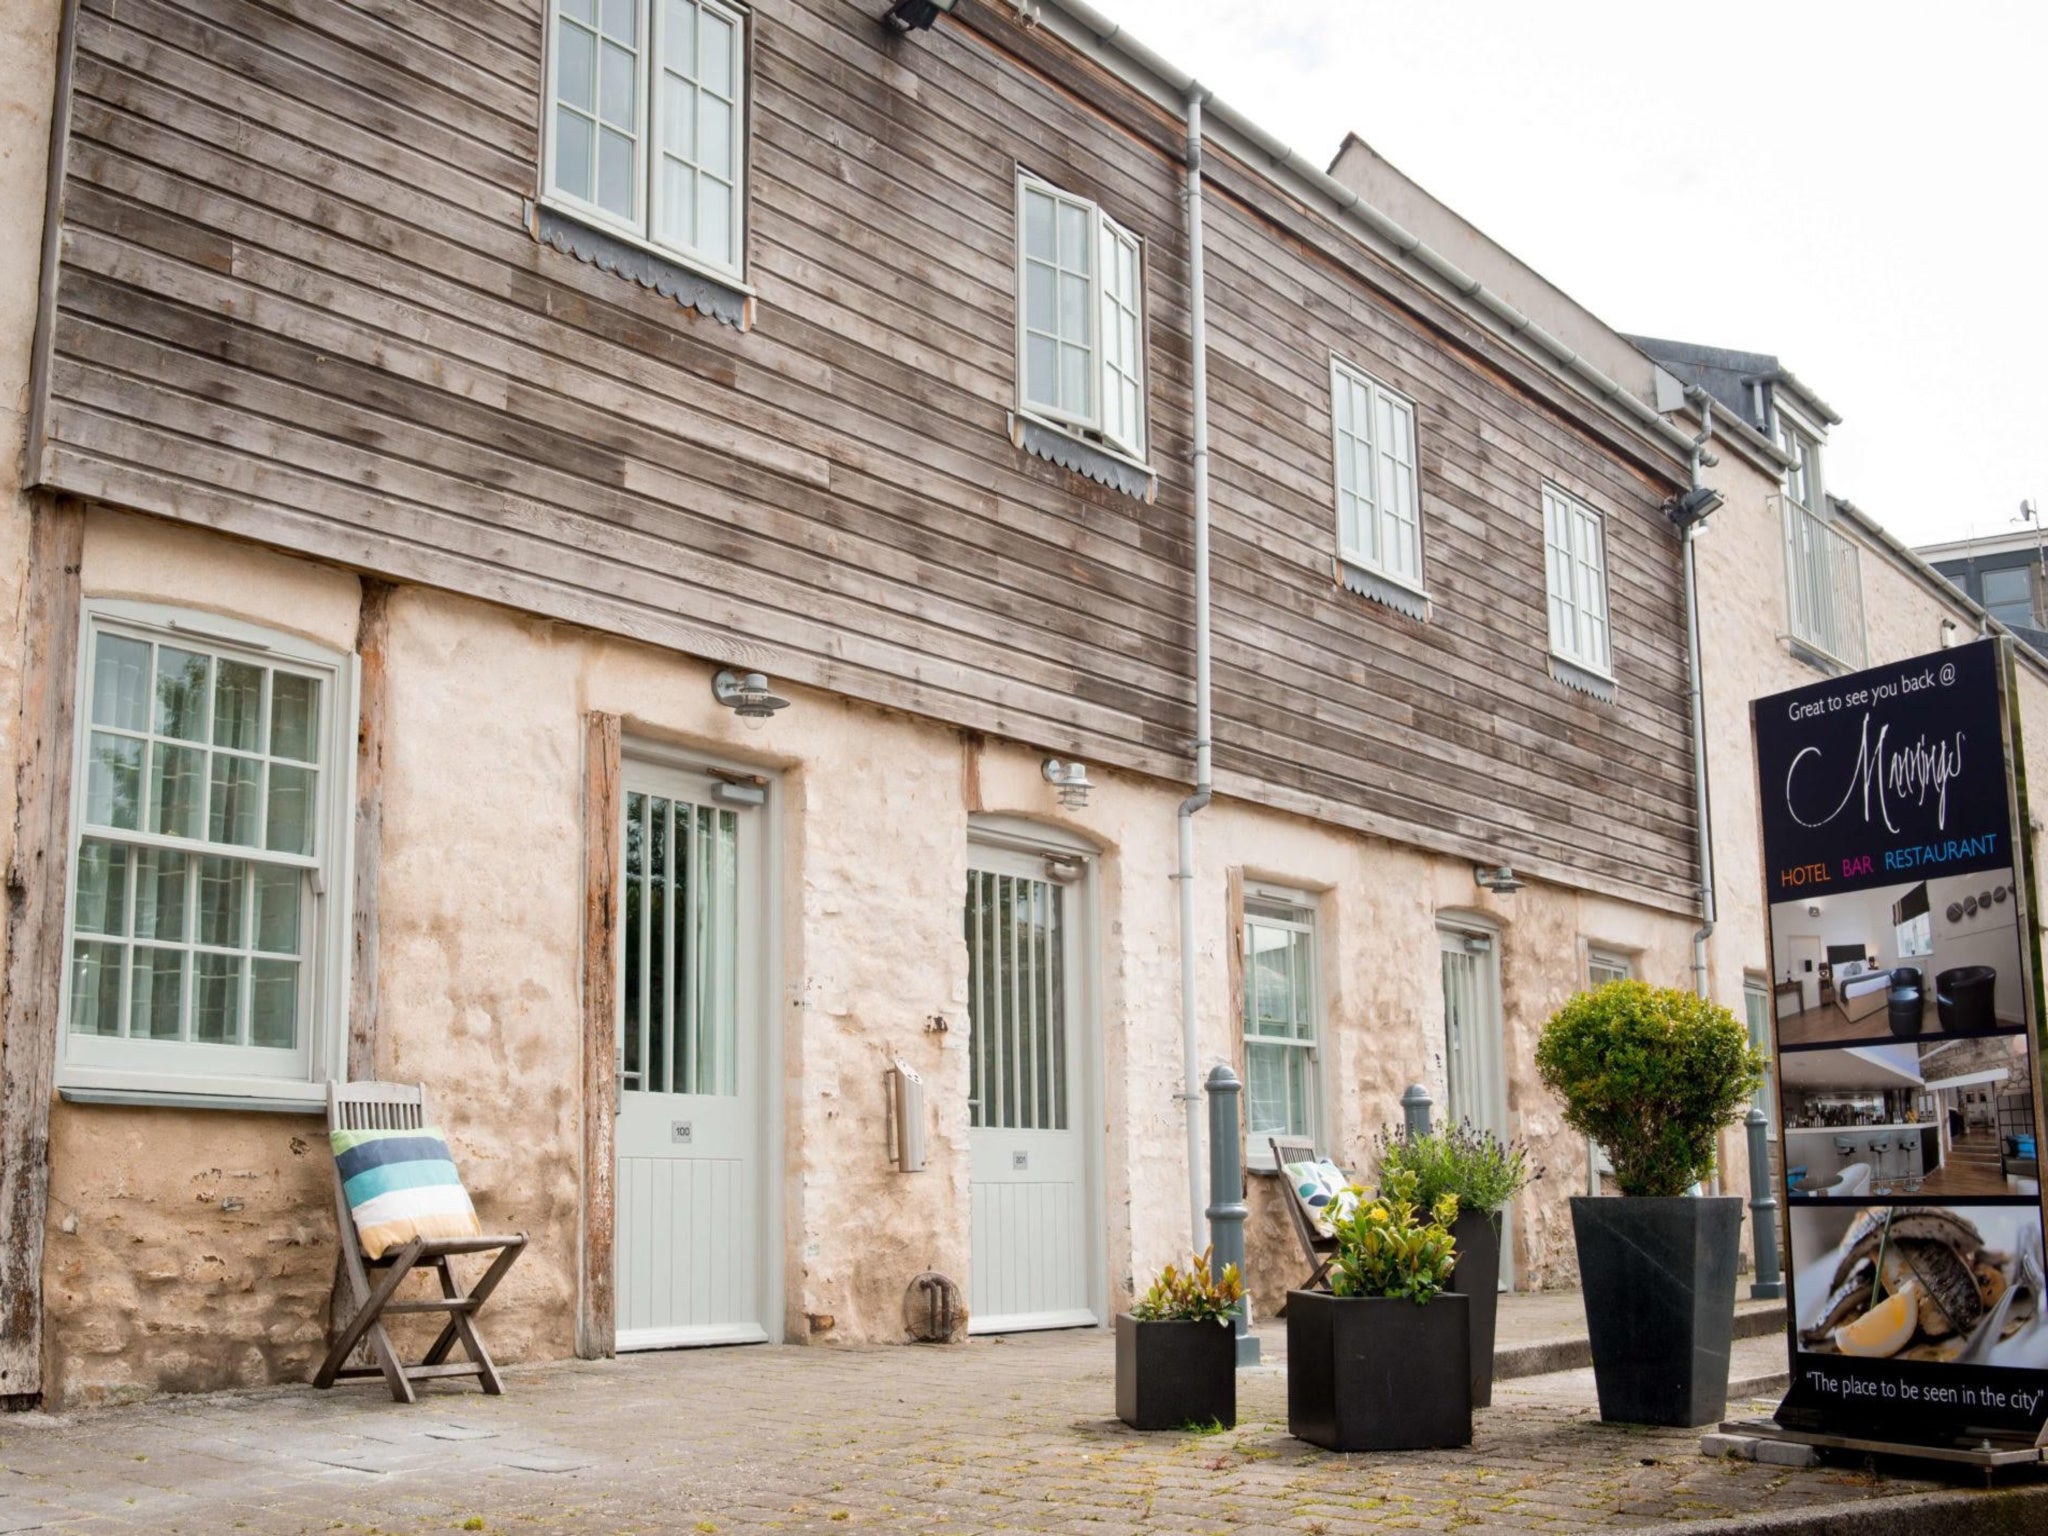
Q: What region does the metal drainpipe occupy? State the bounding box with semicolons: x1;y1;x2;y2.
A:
1177;83;1214;1257
1680;393;1721;1200
1682;393;1718;997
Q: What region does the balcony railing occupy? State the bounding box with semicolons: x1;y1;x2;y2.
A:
1784;501;1865;670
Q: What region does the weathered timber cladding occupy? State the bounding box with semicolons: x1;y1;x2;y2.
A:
32;0;1697;909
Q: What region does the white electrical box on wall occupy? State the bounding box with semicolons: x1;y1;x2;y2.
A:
889;1059;926;1172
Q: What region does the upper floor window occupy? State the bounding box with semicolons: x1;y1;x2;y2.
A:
1016;176;1147;462
1776;410;1865;670
1331;360;1421;590
1982;566;2036;629
1542;484;1611;677
60;603;354;1106
546;0;748;280
1779;416;1823;516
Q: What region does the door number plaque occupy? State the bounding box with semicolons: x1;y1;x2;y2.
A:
672;1121;693;1144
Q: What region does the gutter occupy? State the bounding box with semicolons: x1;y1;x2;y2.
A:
1680;392;1717;996
1176;84;1213;1256
1008;0;1698;475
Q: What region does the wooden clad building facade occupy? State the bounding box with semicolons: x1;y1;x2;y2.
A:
2;0;1708;1405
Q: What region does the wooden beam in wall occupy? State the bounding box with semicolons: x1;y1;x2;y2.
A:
347;578;393;1081
0;497;85;1406
578;711;621;1359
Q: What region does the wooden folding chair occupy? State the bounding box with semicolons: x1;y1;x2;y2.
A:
1270;1135;1343;1301
315;1082;528;1403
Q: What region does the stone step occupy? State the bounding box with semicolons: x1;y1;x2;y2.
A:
1494;1298;1787;1382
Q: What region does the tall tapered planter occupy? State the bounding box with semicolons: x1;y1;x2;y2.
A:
1571;1196;1741;1427
1449;1209;1502;1409
1286;1290;1472;1451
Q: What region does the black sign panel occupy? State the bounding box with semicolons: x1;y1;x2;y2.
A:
1753;639;2048;1452
1755;640;2010;903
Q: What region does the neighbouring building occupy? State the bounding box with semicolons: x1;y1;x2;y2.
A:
1917;528;2048;657
0;1;2032;1413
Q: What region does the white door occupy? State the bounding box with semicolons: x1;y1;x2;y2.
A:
1440;923;1513;1286
615;762;770;1350
965;844;1094;1333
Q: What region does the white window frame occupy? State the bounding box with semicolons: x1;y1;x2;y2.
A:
1542;483;1613;679
56;601;356;1109
1586;946;1633;988
1015;172;1149;464
1743;972;1776;1139
1242;894;1321;1169
542;0;750;286
1330;358;1423;592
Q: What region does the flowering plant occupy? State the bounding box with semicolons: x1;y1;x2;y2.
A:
1130;1248;1245;1325
1373;1119;1541;1217
1327;1167;1459;1304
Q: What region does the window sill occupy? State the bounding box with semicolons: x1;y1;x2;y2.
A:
1009;413;1155;502
529;200;752;330
58;1084;326;1115
1336;558;1430;621
1550;653;1617;703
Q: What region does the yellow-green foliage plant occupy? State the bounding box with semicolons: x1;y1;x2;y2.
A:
1327;1167;1459;1304
1536;979;1766;1198
1130;1248;1246;1325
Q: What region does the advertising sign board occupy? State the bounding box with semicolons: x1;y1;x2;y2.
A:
1752;639;2048;1450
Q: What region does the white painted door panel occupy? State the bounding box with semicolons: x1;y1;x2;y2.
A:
616;765;768;1350
1440;924;1514;1288
966;848;1093;1332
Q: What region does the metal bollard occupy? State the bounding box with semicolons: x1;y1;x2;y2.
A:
1401;1083;1434;1139
1745;1106;1784;1298
1204;1063;1260;1367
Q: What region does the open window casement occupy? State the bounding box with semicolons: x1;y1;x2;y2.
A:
1018;176;1148;462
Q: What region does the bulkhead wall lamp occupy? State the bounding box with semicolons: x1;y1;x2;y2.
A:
883;0;959;32
712;669;790;729
1042;757;1094;810
1664;484;1724;530
1474;865;1525;896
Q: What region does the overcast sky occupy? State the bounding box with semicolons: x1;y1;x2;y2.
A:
1086;0;2046;550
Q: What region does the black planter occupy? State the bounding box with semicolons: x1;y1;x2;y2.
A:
1115;1314;1236;1430
1570;1196;1741;1427
1286;1290;1472;1451
1449;1209;1502;1408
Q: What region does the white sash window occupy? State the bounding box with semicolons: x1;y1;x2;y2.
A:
547;0;748;280
1542;483;1613;677
1017;176;1148;461
59;603;354;1106
1332;360;1422;589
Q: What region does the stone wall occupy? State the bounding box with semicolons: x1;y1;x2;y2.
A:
36;510;1701;1402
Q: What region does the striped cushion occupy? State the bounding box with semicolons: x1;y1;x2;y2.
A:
331;1126;482;1259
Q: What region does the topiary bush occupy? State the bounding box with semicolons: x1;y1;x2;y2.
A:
1535;980;1765;1198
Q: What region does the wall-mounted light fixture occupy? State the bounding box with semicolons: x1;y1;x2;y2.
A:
1663;484;1724;530
1940;618;1960;649
882;0;958;32
1474;865;1525;896
712;669;790;730
1041;757;1093;810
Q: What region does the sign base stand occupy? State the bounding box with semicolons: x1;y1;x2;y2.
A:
1719;1417;2046;1471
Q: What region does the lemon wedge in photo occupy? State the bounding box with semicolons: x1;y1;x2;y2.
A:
1832;1284;1919;1358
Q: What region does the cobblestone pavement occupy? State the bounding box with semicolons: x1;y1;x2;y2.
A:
0;1325;2025;1536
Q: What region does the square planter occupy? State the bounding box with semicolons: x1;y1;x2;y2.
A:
1449;1209;1502;1409
1115;1314;1236;1430
1570;1195;1741;1428
1286;1290;1471;1451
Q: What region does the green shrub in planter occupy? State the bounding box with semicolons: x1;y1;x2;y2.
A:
1535;979;1764;1196
1373;1123;1540;1407
1288;1168;1471;1450
1536;980;1766;1427
1117;1251;1242;1430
